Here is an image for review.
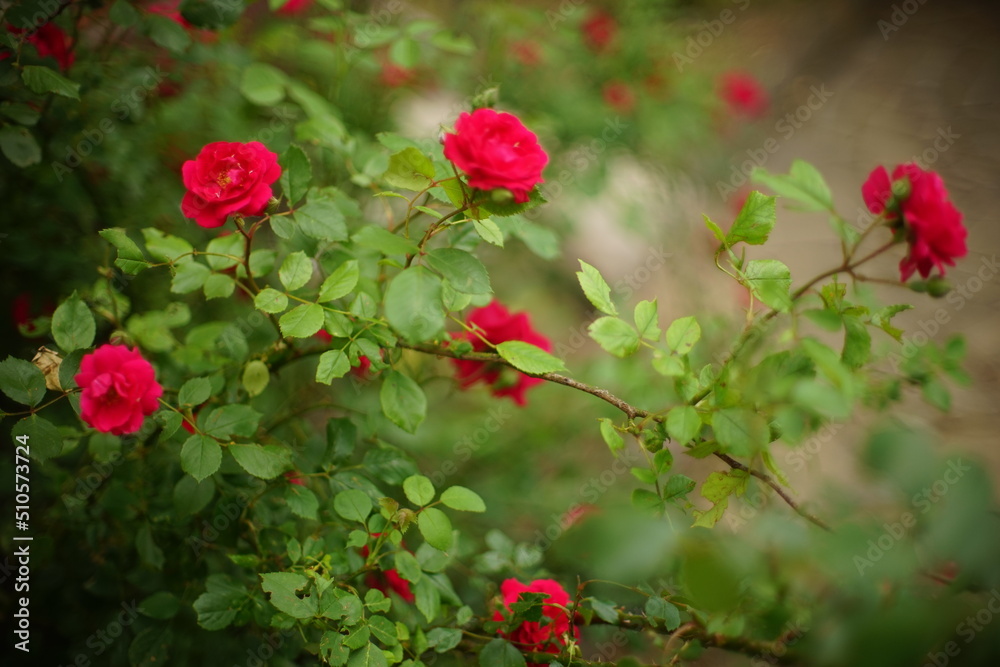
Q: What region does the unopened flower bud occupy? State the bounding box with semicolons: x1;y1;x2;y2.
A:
891;176;911;201
908;280;929;293
266;197;280;214
927;276;951;298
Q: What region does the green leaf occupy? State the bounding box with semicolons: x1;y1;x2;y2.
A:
353;226;420;256
280;303;325;338
743;259;792;312
368;614;400;645
473;218;504;247
334;489;372;523
254;288;288;314
110;0;140;26
172;476;214;517
693;470;749;528
99;228;150;275
426;248;492;295
666;406;700;445
711;408;770;457
384;267;444;342
427;628;463;653
383;147;434;191
380;370;427;433
440;486;486;512
170;261;210;294
139;592;181;620
128;625;172;667
242;360;270;397
180;435;222;482
634;299;661;341
598;418;624;454
0;125;41;167
142;228;193;263
726;191;777;246
588;316;641;358
260;572;317;619
192;575;245;630
180;0;243;30
229;443;291;479
319;260;360;302
662;474;696;502
348;642;388;667
204;273;236;300
842;315;871;369
321;632;350;666
496;340;566;374
178;377;211;407
136;524;165;570
294;197;348;241
576;260;618;316
665;316;701;355
395;551;423;583
145;14;191;52
752;160;834;213
279;251;314;291
0;357;46;407
202;405;261;439
21;65;80;99
317;350;351;384
205;233;244;270
703;215;727;243
479;638;526;667
240;62;287;106
364;588;392;613
404;475;436;506
418;507;453;551
285;484;319;519
645;596;681;631
12;415;61;462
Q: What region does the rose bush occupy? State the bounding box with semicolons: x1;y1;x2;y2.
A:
494;579;577;664
180;140;281;228
74;344;163;435
862;162;968;280
443;108;548;204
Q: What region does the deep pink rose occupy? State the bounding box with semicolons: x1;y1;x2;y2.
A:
3;23;75;71
275;0;313;15
180;141;281;228
862;163;968;280
719;71;769;119
581;10;617;53
75;345;163;435
443;109;548;204
450;301;550;406
493;579;577;665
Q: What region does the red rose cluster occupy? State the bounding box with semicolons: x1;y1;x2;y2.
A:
494;579;577;665
3;23;74;71
75;345;163;435
360;535;415;603
451;301;551;406
443;108;548;204
181;141;281;228
862;163;968;281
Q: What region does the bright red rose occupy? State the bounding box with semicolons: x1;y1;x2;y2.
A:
450;301;550;406
75;345;163;435
276;0;313;15
283;471;307;486
581;10;617;52
602;80;636;114
493;579;577;665
181;141;281;228
360;535;415;603
147;0;193;29
862;163;968;280
3;23;75;71
718;71;769;119
443;109;548;204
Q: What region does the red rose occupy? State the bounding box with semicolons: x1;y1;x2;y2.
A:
602;81;636;114
75;345;163;435
379;62;415;88
450;301;550;406
147;0;194;29
862;163;968;280
443;109;548;204
3;23;75;71
283;471;307;486
181;141;281;228
718;71;768;119
360;535;415;603
493;578;577;665
581;10;617;52
510;40;542;67
275;0;313;15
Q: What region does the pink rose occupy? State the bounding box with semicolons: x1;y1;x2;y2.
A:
862;163;968;280
493;579;577;665
75;345;163;435
718;71;769;119
181;141;281;228
450;301;550;406
443;109;548;204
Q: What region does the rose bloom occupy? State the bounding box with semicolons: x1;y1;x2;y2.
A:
451;301;551;406
360;535;415;603
510;40;542;67
75;345;163;436
276;0;313;15
443;108;548;204
2;23;75;71
862;163;968;280
283;471;307;486
181;141;281;228
379;62;415;88
718;71;769;119
493;579;578;665
581;10;617;52
602;80;636;114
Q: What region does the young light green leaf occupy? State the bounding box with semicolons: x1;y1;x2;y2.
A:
665;316;701;355
711;408;770;457
240;62;287;106
334;489;372;523
479;638;526;667
666;406;700;445
294;197;348;241
228;443;291;479
380;370;427;433
22;65;80;99
279;251;313;291
254;288;288;314
383;147;434;191
204;273;235;300
576;260;617;316
279;303;325;338
403;475;436;506
242;360;270;397
259;572;317;619
201;404;261;439
693;469;749;528
417;507;453;551
316;350;351;384
384;267;444;342
426;248;492;295
495;341;567;374
588;316;640;358
440;486;486;512
634;299;661;341
319;260;360;302
353;226;420;256
279;144;312;206
99;228;150;275
51;293;95;353
727;191;777;246
598;418;624;454
752;160;834;213
473;218;504;247
743;259;792;312
178;377;212;406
